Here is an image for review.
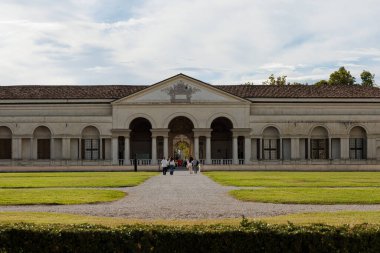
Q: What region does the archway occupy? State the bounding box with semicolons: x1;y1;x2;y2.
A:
211;117;233;160
34;126;51;159
168;116;194;161
173;138;190;160
262;126;280;160
81;126;100;160
349;126;367;159
310;126;329;159
130;117;152;160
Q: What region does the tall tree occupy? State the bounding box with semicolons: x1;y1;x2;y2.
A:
328;66;356;85
360;70;375;87
263;74;287;85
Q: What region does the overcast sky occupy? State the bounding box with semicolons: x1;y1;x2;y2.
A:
0;0;379;85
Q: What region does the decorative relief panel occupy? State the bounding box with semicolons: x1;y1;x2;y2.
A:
162;80;200;103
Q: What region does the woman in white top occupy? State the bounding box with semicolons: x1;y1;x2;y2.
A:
161;157;168;175
187;157;193;174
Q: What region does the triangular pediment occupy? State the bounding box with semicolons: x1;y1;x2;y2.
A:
113;74;249;104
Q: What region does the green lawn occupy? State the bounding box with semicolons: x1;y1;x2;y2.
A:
260;211;380;225
0;172;157;205
0;189;125;205
230;187;380;204
1;211;380;226
204;171;380;187
205;171;380;204
0;172;158;188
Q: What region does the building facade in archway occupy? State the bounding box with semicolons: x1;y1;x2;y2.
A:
1;73;380;169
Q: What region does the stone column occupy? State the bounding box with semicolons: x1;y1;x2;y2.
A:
244;136;252;164
206;136;211;164
366;137;377;159
291;138;300;160
340;137;349;160
111;137;118;165
124;136;130;165
78;138;82;160
194;136;199;159
232;136;238;164
151;136;157;165
328;137;332;159
99;138;103;160
12;138;22;160
279;138;283;160
164;136;169;159
30;138;35;160
62;138;71;160
193;128;212;164
308;138;311;159
232;129;251;164
150;128;169;161
50;138;55;160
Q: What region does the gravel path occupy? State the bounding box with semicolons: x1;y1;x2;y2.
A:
1;171;380;219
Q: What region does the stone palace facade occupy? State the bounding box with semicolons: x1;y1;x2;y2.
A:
1;73;380;170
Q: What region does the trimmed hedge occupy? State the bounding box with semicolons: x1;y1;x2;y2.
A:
0;220;380;252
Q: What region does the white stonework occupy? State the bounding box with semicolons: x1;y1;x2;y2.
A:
1;73;380;170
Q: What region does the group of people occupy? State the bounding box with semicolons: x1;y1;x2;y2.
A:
160;157;200;175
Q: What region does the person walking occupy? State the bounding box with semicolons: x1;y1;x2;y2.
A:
187;157;194;174
192;158;199;174
161;157;168;175
169;157;175;175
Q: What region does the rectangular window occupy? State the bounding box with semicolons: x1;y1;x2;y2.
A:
282;138;291;160
0;139;11;159
37;139;50;159
84;139;99;160
349;138;364;159
256;139;261;160
263;139;278;160
311;139;328;159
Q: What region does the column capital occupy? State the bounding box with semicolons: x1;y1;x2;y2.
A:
111;129;131;138
193;128;212;138
150;128;170;138
232;128;251;138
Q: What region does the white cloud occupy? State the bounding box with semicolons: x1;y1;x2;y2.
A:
0;0;379;85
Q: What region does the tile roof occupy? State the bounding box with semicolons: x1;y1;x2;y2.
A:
216;84;380;98
1;84;380;100
0;85;148;100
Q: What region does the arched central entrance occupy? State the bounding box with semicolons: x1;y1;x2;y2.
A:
173;137;190;160
130;117;152;160
168;116;194;160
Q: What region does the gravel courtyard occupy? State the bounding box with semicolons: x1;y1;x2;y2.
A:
1;171;380;219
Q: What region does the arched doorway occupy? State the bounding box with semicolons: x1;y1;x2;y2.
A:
349;126;367;159
168;117;194;161
173;137;190;160
130;118;152;160
34;126;51;159
310;126;329;159
262;126;280;160
211;117;233;160
81;126;100;160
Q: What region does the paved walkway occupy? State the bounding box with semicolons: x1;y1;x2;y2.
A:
1;171;380;219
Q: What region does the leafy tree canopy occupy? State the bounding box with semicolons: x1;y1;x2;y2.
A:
263;74;287;85
360;70;375;87
328;66;356;85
